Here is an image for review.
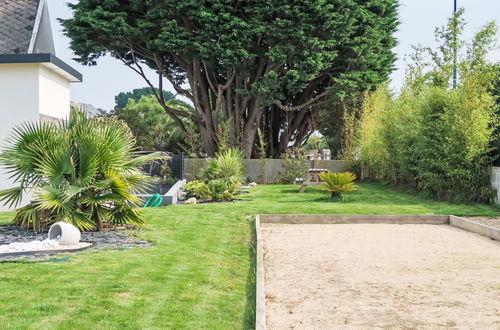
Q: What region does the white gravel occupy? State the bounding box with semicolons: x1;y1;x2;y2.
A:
0;238;60;253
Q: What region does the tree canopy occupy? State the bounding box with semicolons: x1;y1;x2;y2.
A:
62;0;398;157
112;96;193;153
114;87;174;109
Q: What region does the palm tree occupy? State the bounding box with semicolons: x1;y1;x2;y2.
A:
0;108;163;231
317;171;358;199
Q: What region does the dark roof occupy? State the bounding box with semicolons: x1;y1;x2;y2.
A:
0;53;83;82
0;0;41;54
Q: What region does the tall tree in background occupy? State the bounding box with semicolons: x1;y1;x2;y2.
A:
112;96;193;153
62;0;398;157
114;87;174;109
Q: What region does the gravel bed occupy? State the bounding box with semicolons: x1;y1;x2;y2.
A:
0;225;151;261
466;216;500;229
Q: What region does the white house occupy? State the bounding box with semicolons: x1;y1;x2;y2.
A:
0;0;82;210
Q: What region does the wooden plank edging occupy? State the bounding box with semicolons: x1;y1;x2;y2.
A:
259;214;449;225
255;215;266;330
449;215;500;241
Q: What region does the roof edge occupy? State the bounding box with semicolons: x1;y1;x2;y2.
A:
28;0;47;53
0;53;82;82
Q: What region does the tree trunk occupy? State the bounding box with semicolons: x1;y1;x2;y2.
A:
142;58;327;158
96;212;103;231
331;191;342;199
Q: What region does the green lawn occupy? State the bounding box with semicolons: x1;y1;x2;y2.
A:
0;183;498;329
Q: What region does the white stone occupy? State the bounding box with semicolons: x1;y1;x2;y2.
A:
0;238;59;253
185;197;197;204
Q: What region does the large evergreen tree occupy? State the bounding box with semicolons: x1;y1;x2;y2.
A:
62;0;398;157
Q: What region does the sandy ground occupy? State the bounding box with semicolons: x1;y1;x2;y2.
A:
262;224;500;329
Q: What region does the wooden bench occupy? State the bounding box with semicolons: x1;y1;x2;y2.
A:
297;168;328;193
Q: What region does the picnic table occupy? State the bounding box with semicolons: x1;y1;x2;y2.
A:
297;168;328;193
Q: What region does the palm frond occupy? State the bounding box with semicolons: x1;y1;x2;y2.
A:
317;171;359;199
1;107;151;231
0;186;23;208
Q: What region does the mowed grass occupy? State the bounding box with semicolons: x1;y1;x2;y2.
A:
0;183;498;329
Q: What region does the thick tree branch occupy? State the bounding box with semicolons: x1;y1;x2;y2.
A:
272;90;329;112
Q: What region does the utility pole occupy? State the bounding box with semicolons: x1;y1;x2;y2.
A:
452;0;458;89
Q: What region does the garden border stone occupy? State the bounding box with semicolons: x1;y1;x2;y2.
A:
254;214;500;330
0;243;92;258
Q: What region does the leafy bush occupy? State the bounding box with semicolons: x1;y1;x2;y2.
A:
159;160;176;184
110;95;196;153
204;180;235;202
280;148;309;184
183;180;207;199
317;171;358;199
202;148;245;187
185;147;245;202
355;11;498;202
0;108;163;231
184;179;237;202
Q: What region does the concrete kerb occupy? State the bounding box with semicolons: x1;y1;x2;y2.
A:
254;214;500;330
164;179;186;205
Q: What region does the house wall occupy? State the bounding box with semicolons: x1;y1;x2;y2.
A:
0;63;71;210
0;63;41;210
39;65;70;119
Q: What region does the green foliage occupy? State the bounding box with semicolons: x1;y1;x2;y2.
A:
114;87;174;110
183;180;207;200
203;180;236;202
280;148;310;184
202;148;245;188
159;160;176;184
111;96;195;153
356;10;498;203
186;148;245;202
317;171;358;199
257;128;268;183
0;108;163;231
303;135;328;152
61;0;399;156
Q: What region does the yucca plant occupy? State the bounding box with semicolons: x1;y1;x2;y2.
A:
317;171;358;199
0;108;163;231
202;147;245;188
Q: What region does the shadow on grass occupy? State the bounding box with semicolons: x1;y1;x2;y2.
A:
242;216;257;329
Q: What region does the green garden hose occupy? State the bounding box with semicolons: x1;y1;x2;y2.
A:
143;193;163;207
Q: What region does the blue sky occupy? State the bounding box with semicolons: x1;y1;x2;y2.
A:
47;0;500;110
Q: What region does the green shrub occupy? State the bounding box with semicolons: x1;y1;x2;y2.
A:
183;179;237;202
185;147;245;202
202;147;245;187
355;11;498;203
159;160;176;184
204;180;236;202
0;108;163;231
280;148;309;184
317;171;358;199
183;180;207;199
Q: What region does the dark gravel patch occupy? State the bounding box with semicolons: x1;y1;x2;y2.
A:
0;225;152;261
